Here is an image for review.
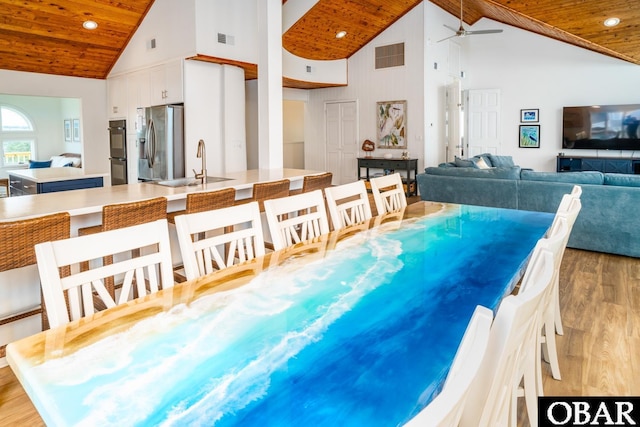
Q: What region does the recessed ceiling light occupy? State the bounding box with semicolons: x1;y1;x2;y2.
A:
604;17;620;27
83;20;98;30
336;30;347;39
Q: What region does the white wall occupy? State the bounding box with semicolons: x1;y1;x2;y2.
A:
463;18;640;171
0;70;108;175
110;0;196;75
304;3;428;172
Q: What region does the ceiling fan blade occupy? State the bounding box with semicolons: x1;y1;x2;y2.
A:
443;24;459;33
466;29;503;35
437;34;459;43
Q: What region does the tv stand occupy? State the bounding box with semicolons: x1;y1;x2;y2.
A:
557;155;640;174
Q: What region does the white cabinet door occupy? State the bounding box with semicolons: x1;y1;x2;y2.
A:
127;70;151;134
163;60;183;104
107;75;127;118
150;60;184;106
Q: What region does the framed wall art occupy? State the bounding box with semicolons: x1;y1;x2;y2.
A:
519;124;540;148
64;119;72;142
72;119;80;142
377;100;406;149
520;109;539;123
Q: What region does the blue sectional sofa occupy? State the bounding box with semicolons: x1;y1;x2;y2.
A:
416;155;640;258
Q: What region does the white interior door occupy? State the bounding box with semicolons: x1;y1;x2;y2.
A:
465;89;501;156
445;80;462;162
325;101;358;184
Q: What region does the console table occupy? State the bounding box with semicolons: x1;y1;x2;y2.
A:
557;155;640;174
357;157;418;196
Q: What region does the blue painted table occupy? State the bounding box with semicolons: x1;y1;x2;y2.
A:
7;202;553;426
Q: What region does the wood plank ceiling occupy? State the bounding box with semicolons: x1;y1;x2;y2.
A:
0;0;638;87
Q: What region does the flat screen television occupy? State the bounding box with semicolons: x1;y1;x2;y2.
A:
562;104;640;150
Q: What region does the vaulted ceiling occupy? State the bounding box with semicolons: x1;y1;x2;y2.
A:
0;0;637;86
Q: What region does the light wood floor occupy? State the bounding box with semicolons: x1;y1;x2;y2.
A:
1;248;638;426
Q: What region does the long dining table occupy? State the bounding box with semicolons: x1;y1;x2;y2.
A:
6;201;554;426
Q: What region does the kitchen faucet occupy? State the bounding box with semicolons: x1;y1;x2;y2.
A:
193;139;207;184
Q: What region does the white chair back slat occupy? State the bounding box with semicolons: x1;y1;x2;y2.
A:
175;202;266;281
369;173;407;215
324;180;373;230
404;305;494;427
264;190;330;251
550;190;582;337
35;219;174;328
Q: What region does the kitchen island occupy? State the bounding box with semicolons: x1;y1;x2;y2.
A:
8;167;106;197
0;168;326;367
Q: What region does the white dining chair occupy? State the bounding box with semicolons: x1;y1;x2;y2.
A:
35;219;174;329
552;189;582;336
324;180;373;230
404;305;493;427
263;190;330;251
461;247;555;427
369;173;407;215
174;201;266;281
519;216;570;397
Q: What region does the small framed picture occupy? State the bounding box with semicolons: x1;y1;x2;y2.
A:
72;119;80;142
64;119;72;142
520;109;539;123
519;125;540;148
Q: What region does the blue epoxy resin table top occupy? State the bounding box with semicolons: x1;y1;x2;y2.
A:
7;202;554;426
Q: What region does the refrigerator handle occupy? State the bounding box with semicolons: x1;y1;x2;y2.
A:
146;118;156;168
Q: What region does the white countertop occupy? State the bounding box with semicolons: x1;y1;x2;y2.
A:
0;168;325;222
9;167;108;183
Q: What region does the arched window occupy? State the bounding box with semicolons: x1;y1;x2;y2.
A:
0;105;36;167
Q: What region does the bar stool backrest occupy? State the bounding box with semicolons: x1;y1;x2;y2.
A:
0;212;70;348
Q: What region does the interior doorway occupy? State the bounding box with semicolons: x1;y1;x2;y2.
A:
283;100;305;169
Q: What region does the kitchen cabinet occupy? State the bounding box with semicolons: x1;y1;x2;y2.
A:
126;70;151;134
150;59;183;106
107;75;127;119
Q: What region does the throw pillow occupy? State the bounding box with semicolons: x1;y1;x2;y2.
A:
474;157;492;169
28;159;52;169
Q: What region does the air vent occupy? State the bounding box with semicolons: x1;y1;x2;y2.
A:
375;42;405;69
217;33;235;45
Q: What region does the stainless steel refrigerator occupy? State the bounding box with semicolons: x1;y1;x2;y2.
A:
108;119;128;185
137;104;185;182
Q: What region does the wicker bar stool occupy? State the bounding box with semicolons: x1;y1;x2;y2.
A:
167;188;236;224
238;179;291;250
76;197;168;298
301;172;333;193
248;179;291;211
0;212;70;356
0;178;9;197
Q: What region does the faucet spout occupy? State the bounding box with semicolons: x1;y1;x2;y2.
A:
194;139;207;184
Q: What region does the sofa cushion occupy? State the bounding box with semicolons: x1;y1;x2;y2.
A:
425;166;521;180
454;156;475;168
474;156;492;169
520;170;604;185
28;159;52;169
603;173;640;187
488;154;515;168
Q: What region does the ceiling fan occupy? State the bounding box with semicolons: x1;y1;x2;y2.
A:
438;0;503;42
